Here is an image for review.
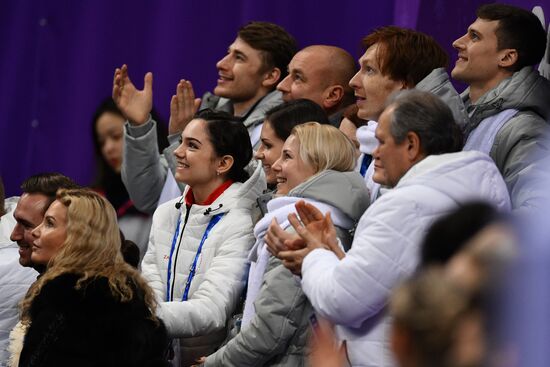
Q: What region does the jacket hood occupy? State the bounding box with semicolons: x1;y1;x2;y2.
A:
463;67;550;126
397;151;511;211
180;161;266;217
288;170;370;222
416;67;469;129
243;90;283;128
215;90;283;128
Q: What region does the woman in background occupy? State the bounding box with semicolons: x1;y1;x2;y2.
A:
91;97;168;255
252;99;330;220
141;109;265;366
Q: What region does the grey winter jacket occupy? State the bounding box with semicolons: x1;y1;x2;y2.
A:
121;90;283;214
203;170;370;367
416;67;469;129
461;67;550;210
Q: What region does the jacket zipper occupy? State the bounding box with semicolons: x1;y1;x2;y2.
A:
170;204;192;301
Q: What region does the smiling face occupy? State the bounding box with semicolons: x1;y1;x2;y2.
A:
271;135;317;195
30;200;68;266
173;118;222;189
214;37;269;106
254;120;285;185
10;193;49;267
95;112;125;173
451;18;508;98
372;106;413;187
349;43;404;121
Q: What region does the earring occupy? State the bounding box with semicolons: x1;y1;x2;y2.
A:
216;171;220;176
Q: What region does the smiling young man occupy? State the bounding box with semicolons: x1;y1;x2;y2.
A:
451;4;550;211
267;90;511;367
115;22;296;214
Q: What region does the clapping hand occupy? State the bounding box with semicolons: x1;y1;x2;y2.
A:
112;64;153;125
267;201;345;276
169;80;202;135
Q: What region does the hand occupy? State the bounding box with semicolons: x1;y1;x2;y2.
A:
169;80;202;135
265;218;304;257
291;201;345;259
190;356;206;366
309;319;347;367
278;247;309;276
291;201;327;246
276;211;324;276
112;64;153;125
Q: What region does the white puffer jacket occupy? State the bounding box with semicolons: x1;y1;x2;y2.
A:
0;198;37;364
141;164;265;340
300;151;511;367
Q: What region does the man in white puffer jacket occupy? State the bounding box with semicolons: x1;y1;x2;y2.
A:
269;90;511;367
0;195;37;366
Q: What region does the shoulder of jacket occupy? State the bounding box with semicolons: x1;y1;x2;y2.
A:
497;111;549;138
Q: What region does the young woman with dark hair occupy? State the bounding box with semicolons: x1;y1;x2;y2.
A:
91;97;168;255
141;109;265;366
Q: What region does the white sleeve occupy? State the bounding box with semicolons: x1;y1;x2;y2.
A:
301;195;423;329
140;217;166;303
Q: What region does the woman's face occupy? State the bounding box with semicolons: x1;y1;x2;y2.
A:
254;121;285;185
31;200;68;266
272;135;317;195
339;117;361;159
96;112;125;173
173;119;221;187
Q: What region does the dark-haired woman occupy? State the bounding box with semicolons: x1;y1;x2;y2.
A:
91;98;168;256
141;109;264;366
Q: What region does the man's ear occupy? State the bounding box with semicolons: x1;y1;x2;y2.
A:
217;155;235;176
262;68;282;89
323;85;345;109
498;49;518;69
406;131;423;162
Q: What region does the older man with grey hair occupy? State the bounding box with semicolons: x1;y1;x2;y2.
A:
267;90;512;367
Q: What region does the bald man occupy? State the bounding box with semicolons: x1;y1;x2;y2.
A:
277;45;357;126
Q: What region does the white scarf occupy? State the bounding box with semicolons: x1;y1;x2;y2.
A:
241;196;353;328
356;121;378;155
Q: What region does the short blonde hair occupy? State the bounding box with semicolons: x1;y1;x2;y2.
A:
291;122;356;174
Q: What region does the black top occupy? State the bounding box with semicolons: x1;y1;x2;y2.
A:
19;273;169;367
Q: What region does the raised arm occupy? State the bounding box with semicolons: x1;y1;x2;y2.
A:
112;64;153;125
169;80;201;135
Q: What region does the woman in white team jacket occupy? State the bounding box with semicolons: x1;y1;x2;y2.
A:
141;109;265;366
202;122;370;366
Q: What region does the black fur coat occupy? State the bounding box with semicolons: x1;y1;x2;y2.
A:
18;273;170;367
